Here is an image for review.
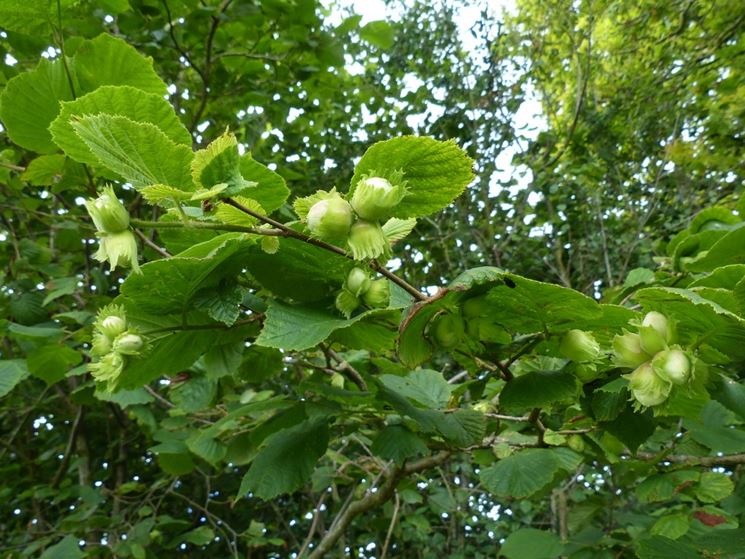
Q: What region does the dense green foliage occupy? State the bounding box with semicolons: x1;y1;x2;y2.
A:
2;1;745;558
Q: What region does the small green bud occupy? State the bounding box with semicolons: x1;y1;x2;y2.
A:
306;194;354;242
330;373;345;389
85;185;130;234
430;313;465;349
91;332;113;357
100;315;127;339
89;352;125;386
612;331;650;368
350;176;406;221
362;279;390;308
461;295;488;318
260;235;280;254
113;333;144;356
625;361;672;407
642;311;673;342
94;230;141;273
560;329;600;362
345;267;371;297
567;434;585;453
335;289;360;318
347;220;388;260
651;348;691;385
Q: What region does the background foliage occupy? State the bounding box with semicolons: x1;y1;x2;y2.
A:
2;0;745;558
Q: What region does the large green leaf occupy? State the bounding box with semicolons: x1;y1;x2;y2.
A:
371;425;428;465
39;535;84;559
0;360;30;398
500;371;577;410
26;344;81;385
0;0;50;34
483;273;603;334
349;136;474;218
500;528;564;559
480;448;565;498
192;132;254;193
685;225;745;272
240;153;290;213
51;85;191;165
71;33;167;95
119;234;255;315
379;369;451;409
0;58;74;153
244;235;351;303
71;114;194;190
239;418;330;500
256;300;397;351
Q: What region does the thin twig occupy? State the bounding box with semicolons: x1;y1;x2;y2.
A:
307;452;450;559
223;197;426;301
379;491;400;559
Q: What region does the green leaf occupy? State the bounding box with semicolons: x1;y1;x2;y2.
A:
480;449;563;498
481;273;603;334
239;153;290;213
601;406;656;452
239;418;329;500
39;535;84;559
359;20;395;49
170;376;217;413
72;33;167;95
711;375;745;421
26;344;81;385
257;300;401;351
636;536;700;559
696;472;734;503
192;132;254;193
651;513;690;540
684;225;745;272
193;283;246;326
115;309;226;389
379;369;451;409
203;340;244;379
371;425;428;465
350;136;474;218
71;114;194;190
0;0;51;34
500;371;577;410
0;58;74;153
94;387;154;407
500;528;564;559
186;432;226;466
181;525;215;546
21;154;67;186
120;234;256;315
51;85;191;166
0;360;30;398
244;236;351;302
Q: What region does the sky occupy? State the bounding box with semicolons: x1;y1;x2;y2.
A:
325;0;546;204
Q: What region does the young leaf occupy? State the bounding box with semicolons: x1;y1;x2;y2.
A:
350;136;474;218
71;114;194;190
239;418;330;500
51;85;191;165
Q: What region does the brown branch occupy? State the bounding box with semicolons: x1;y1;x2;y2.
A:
307;451;450;559
379;491;400;559
636;452;745;466
133;228;171;258
326;348;368;392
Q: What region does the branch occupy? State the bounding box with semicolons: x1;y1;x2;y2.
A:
130;217;283;236
307;451;450;559
636;452;745;466
223;197;427;301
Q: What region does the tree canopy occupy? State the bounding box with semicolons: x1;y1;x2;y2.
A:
1;1;745;558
